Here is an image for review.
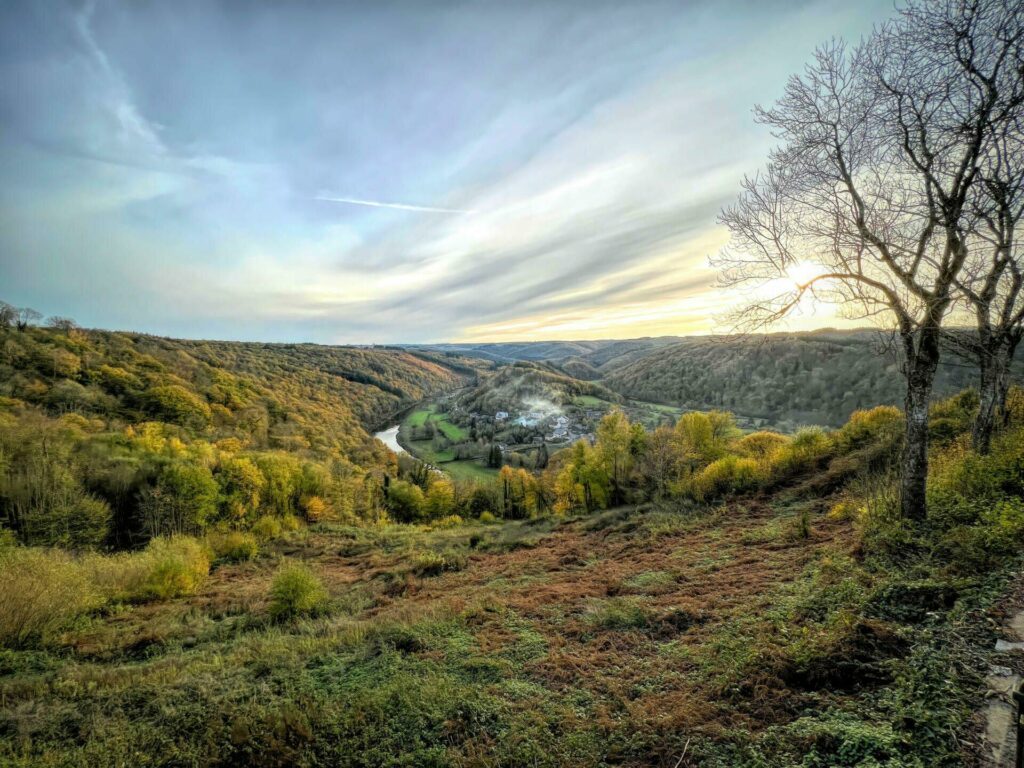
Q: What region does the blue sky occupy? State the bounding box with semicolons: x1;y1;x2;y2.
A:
0;0;894;343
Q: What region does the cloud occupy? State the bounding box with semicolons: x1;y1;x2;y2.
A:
314;195;474;215
0;0;896;343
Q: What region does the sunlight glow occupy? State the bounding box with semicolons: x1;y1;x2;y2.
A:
786;260;828;286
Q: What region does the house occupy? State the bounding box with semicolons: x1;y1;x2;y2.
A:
495;411;509;421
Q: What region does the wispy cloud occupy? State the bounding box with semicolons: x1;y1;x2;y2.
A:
0;0;894;343
314;195;475;215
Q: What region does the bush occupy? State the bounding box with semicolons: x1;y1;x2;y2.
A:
928;390;978;443
268;564;329;620
410;549;467;577
768;426;833;479
252;515;283;541
689;455;761;501
432;514;464;528
834;405;903;451
735;431;789;459
0;547;104;647
927;427;1024;530
478;511;497;524
133;537;211;601
208;531;259;562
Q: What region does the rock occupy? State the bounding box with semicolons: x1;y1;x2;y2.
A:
984;698;1018;767
1010;609;1024;640
995;639;1024;652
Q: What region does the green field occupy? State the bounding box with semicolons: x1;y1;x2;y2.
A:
406;440;456;464
403;405;467;440
401;403;496;481
405;440;496;481
439;459;497;482
406;405;436;427
573;395;607;408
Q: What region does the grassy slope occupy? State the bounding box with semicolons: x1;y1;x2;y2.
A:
1;489;1007;766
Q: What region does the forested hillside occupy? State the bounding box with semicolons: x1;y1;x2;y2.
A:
455;361;621;416
600;332;1010;429
421;331;1019;431
0;325;475;548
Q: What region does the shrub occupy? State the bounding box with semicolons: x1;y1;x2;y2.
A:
689;455;761;501
927;427;1024;532
768;426;832;479
0;547;104;647
735;431;789;460
281;513;301;532
834;405;903;451
268;564;329;620
432;514;464;528
478;511;497;524
410;549;467;577
928;389;978;443
24;493;112;549
938;498;1024;571
208;531;259;562
133;537;211;601
252;515;283;541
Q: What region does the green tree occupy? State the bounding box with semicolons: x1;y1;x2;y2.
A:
386;479;425;523
216;456;265;523
143;385;212;428
140;462;218;537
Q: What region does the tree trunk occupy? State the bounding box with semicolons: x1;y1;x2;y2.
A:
973;337;1014;454
973;350;1000;455
997;335;1020;428
900;331;940;521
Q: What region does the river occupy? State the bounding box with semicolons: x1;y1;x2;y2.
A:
373;425;407;455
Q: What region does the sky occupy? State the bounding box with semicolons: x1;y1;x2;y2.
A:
0;0;896;344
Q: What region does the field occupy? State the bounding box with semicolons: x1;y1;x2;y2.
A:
401;404;494;480
403;405;468;441
438;459;499;482
1;495;1009;766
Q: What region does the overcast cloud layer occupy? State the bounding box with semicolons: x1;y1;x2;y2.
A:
0;0;892;343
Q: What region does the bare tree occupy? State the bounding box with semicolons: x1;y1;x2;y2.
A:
45;316;79;335
15;307;41;331
953;57;1024;453
715;0;1023;520
0;302;16;329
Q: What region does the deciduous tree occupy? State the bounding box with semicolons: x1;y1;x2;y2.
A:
716;0;1023;519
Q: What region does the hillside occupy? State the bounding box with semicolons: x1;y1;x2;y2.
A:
410;337;682;370
599;333;1007;429
0;328;473;451
454;361;621;417
419;331;1020;430
0;326;479;548
3;389;1024;766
